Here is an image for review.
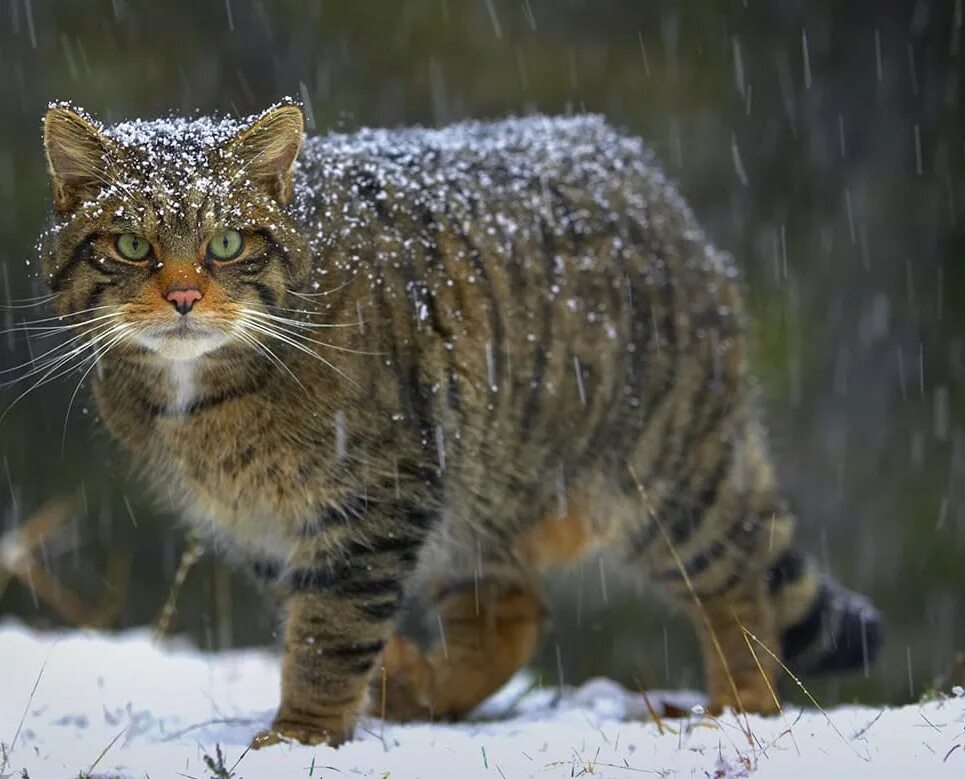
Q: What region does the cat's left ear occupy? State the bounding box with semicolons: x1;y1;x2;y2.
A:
228;105;304;204
43;106;116;212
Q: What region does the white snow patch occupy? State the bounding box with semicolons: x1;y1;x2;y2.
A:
0;622;962;778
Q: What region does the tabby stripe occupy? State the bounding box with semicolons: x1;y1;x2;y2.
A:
594;216;643;475
345;533;423;558
519;217;557;437
613;224;684;507
644;373;710;516
446;369;462;416
405;505;438;530
364;202;436;460
336;656;384;674
258;229;295;279
49;235;96;292
548;184;612;470
299;495;368;536
251;558;281;582
286;565;404;598
145;379;265;419
662;376;715;483
288;567;340;592
628;220;679;449
663;434;736;546
83;280;116;311
655;506;765;584
657;402;735;547
781;583;831;661
697;570;744;599
488;213;552;511
418;206;464;424
337;578;402;597
369;273;435;482
325;639;386;659
629;412;734;558
235;253;271;277
767;550;807;594
653;539;727;582
246;280;278;309
358;598;402;620
451;200;505;403
689;437;737;519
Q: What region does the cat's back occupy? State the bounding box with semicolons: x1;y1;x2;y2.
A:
285;115;746;530
297;114;651;198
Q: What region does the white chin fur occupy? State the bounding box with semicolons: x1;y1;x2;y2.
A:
136;332;231;361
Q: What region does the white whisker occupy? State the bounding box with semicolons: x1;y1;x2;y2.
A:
264;304;366;324
0;322;130;423
241;310;382;356
1;305;116;331
288;274;359;300
0;317;123;376
233;325;306;391
0;293;60;310
3;311;124;342
237;315;359;388
60;326;131;454
243;308;370;330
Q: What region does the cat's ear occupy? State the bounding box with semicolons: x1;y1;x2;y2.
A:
228;105;304;204
42;106;114;212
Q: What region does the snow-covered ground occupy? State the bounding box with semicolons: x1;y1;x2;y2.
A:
0;622;962;778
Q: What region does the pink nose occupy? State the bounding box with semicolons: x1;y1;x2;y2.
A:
165;287;203;315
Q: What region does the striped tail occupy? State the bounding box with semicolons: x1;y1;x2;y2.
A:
767;550;883;676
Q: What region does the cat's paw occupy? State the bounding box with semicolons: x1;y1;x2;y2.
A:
250;718;348;749
367;633;434;722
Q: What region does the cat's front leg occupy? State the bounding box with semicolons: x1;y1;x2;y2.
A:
251;529;423;748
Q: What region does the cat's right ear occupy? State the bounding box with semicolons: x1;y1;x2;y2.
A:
42;106;113;212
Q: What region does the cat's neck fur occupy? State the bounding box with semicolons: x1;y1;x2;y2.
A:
96;344;277;418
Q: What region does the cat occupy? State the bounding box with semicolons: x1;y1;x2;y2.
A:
37;99;881;747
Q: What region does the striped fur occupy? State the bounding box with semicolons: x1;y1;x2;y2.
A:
38;103;881;746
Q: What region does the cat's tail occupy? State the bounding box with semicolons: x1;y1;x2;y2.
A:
767;549;883;676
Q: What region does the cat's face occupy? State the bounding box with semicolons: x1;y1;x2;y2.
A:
39;102;310;362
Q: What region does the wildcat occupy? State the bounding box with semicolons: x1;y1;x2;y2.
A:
37;100;881;747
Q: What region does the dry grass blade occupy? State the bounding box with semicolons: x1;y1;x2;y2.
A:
740;626;869;761
641;690;669;736
9;652;49;754
87;725;128;775
631;675;674;735
738;617;800;756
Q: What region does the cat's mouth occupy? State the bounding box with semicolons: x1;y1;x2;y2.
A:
135;319;232;361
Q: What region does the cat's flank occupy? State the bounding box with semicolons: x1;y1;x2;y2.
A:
38;101;881;747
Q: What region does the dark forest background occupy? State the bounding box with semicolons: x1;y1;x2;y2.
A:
0;0;963;708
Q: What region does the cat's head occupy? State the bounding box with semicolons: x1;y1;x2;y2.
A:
39;101;311;361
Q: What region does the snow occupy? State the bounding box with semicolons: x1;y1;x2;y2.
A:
0;622;962;778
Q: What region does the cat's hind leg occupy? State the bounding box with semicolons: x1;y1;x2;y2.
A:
374;580;544;721
372;510;594;721
620;420;789;716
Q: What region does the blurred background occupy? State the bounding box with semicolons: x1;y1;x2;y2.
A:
0;0;962;708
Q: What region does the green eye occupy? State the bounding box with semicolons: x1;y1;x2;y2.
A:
115;233;151;261
208;229;244;260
